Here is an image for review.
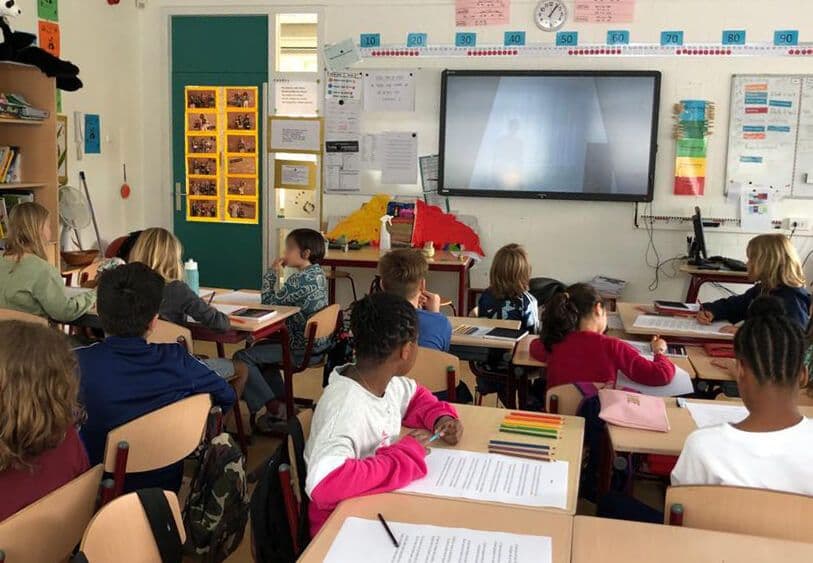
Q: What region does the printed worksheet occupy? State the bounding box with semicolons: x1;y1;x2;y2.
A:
212;291;261;306
633;315;730;336
400;449;568;509
323;518;552;563
684;402;749;428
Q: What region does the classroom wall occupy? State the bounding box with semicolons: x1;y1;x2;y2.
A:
135;1;813;302
14;0;145;246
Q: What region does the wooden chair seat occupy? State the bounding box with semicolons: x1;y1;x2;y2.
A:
407;347;460;400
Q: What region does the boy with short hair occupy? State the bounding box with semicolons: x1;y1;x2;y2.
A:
76;262;235;493
378;248;452;351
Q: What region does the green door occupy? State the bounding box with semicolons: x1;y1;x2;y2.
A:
171;16;268;289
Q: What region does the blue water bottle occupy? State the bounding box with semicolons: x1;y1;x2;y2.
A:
184;258;200;295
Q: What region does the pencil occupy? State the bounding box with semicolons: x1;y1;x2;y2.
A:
488;448;554;462
207;291;216;305
377;513;399;548
501;422;562;433
499;427;560;439
508;411;563;421
489;439;555;451
428;431;442;443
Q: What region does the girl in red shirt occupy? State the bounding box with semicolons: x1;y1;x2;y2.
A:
0;321;90;521
531;283;675;390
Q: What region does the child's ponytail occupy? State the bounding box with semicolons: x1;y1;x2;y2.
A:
541;283;602;351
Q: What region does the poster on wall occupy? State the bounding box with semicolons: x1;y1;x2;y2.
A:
37;20;60;56
56;114;67;185
269;117;323;153
84;114;100;154
38;0;59;22
673;100;713;196
363;71;416;112
273;78;319;116
455;0;510;27
574;0;636;23
184;85;260;224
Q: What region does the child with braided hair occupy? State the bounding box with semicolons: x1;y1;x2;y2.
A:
304;292;462;536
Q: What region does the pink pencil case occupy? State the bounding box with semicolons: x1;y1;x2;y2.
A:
598;389;670;432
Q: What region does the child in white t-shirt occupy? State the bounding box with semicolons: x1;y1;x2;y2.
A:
304;293;463;536
672;296;813;493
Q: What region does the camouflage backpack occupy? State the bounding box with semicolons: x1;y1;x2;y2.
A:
184;432;249;562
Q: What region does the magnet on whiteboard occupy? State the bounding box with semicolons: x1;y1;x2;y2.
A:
804;172;813;184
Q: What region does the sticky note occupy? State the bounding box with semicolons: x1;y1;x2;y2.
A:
660;31;684;46
359;33;381;48
38;0;58;22
556;31;578;47
773;30;799;46
722;30;746;45
504;31;526;46
407;33;427;48
455;32;477;47
606;30;630;45
84;114;101;154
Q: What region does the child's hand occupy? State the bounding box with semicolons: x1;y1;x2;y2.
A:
406;429;434;454
697;310;714;325
650;335;668;355
271;257;286;271
420;290;442;313
720;324;738;335
434;416;463;446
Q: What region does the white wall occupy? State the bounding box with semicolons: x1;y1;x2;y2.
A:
14;0;144;246
135;1;813;301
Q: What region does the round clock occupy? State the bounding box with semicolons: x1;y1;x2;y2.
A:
534;0;568;32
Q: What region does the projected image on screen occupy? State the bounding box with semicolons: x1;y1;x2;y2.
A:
440;72;660;201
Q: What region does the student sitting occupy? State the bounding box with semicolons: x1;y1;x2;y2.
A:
378;248;452;352
233;229;329;427
530;283;675;389
304;293;462;536
698;234;810;330
674;297;813;493
0;202;95;322
128;227;247;394
478;243;539;333
0;321;90;521
76;262;235;493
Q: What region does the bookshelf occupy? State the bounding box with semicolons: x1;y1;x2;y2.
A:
0;62;59;263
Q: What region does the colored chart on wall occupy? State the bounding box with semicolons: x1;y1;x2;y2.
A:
673;100;713;196
184;86;259;223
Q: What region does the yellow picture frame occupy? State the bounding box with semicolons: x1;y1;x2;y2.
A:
274;159;318;190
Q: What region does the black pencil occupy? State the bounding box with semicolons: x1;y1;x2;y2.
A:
377;513;399;548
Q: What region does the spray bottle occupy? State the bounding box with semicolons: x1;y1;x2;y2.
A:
379;215;393;253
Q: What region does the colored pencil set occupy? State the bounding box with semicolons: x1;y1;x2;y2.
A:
499;411;563;439
487;439;556;462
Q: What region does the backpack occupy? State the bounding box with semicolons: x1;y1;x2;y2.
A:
251;416;311;563
183;432;249;562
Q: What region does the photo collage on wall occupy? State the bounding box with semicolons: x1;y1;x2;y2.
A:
185;86;259;223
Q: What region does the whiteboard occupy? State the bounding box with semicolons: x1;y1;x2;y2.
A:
725;74;813;199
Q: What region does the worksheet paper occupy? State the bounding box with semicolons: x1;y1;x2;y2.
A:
455;0;510;27
400;449;569;509
212;291;261;306
381;132;418;184
740;186;774;232
614;341;694;397
685;402;749;428
323;38;361;72
269;119;321;153
363;70;416;112
325;152;361;193
361;133;383;169
325;71;363;101
419;154;439;193
633;315;730;336
325;98;361;140
323;518;552;563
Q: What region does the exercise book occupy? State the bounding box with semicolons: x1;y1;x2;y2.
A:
633;315;730;336
323;518;553;563
399;449;568;509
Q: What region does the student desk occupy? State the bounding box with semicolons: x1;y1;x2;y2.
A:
398;403;584;515
687;346;735;382
571;515;813;563
680;264;752;302
449;316;521;350
322;247;474;312
616;302;734;344
299;494;574;563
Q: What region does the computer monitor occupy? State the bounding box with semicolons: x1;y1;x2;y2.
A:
690;206;708;263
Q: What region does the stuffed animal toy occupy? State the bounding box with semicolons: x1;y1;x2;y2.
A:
0;0;82;91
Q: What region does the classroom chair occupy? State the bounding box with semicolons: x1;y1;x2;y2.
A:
0;465;103;563
104;235;128;259
0;308;49;326
101;394;212;503
406;347;460;401
545;383;606;415
279;409;313;555
665;485;813;543
77;490;186;563
325;269;358;304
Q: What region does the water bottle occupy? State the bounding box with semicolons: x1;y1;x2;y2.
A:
184;258;200;295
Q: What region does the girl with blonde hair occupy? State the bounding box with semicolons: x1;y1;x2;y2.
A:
698;234;810;329
478;243;539;333
0;202;95;321
0;321;90;520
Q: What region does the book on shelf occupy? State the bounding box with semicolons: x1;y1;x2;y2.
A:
0;146;21;183
0;191;35;217
0;93;48;121
0;198;7;239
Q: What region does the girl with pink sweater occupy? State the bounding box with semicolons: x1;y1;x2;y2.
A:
304;293;462;535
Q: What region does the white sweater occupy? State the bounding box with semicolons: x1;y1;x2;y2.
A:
671;417;813;495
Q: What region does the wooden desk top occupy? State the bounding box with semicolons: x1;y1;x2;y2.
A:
300;494;574;563
687;346;736;382
608;398;813;456
399;403;584;515
510;335;698;378
679;264;751;279
571;516;813;563
449;316;522;350
323;246;472;268
617;302;734;342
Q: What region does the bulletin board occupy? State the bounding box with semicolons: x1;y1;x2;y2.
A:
184;86;259;223
725;74;813;199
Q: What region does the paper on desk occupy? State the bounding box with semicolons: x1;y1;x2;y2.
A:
212;291;261;306
633;315;730;335
381;131;418;184
685;402;748;428
615;360;694;397
399;448;569;509
213;303;246;316
606;313;623;330
323;517;552;563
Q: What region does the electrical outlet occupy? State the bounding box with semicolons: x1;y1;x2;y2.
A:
782;217;811;231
